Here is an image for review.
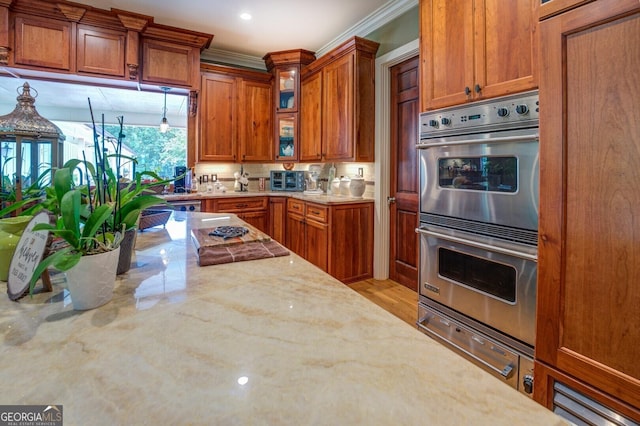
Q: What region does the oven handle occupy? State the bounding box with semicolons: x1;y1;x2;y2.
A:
415;227;537;262
417;315;515;379
417;134;538;149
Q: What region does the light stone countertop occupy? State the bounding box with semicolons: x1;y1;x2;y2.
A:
161;190;374;205
0;212;566;425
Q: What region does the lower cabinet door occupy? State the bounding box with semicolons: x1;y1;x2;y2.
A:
305;219;328;272
285;213;306;257
238;211;268;234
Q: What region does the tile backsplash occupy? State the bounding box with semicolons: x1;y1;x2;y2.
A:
193;162;375;196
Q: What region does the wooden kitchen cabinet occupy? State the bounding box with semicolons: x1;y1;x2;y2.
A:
206;196;269;234
264;49;316;162
420;0;538;110
300;37;378;163
12;14;72;71
77;25;126;77
534;0;640;421
141;38;200;89
238;78;273;162
198;64;273;163
268;197;287;243
6;1;211;87
299;70;323;162
285;198;373;283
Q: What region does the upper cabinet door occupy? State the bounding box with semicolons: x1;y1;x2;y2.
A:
475;0;538;100
238;79;273;162
299;70;323;162
13;14;72;71
421;0;475;110
275;66;299;113
420;0;538;110
322;52;355;161
77;25;126;77
142;39;198;88
199;73;237;162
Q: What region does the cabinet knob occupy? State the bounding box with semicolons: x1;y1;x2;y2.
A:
474;84;481;93
465;86;471;95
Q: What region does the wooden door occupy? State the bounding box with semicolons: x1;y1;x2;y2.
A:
475;0;538;99
199;73;237;162
238;79;273;162
420;0;474;110
299;71;323;162
535;0;640;412
389;57;419;291
322;53;354;160
76;25;126;77
238;211;268;234
305;218;328;272
285;212;306;257
268;197;286;243
13;14;72;71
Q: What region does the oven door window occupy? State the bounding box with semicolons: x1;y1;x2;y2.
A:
438;247;516;303
438;156;517;192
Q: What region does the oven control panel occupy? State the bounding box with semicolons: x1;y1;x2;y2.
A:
419;90;539;139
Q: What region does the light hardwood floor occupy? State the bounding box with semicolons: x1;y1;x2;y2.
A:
347;278;418;327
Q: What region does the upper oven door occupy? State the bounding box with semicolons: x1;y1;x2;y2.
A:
419;128;539;231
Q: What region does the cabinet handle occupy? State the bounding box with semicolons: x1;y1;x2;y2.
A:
474;84;481;93
235;203;248;208
465;86;471;95
310;210;321;215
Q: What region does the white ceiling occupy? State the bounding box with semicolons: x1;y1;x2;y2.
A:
0;0;416;126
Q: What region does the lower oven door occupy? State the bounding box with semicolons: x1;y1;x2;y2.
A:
417;224;537;347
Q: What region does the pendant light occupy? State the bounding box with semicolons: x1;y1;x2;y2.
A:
159;86;170;133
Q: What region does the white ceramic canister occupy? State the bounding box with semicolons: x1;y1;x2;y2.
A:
339;176;351;196
349;176;366;198
330;178;341;195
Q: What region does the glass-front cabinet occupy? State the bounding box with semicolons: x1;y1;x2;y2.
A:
276;67;298;112
263;49;316;163
276;115;297;161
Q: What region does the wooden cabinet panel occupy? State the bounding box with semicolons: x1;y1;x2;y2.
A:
77;25;125;77
305;218;328;271
268;197;286;243
329;203;374;283
214;197;268;212
285;210;306;258
420;0;537;110
142;38;197;87
535;0;640;414
199;73;237;162
476;0;537;100
299;70;323;162
420;0;475;110
238;211;268;234
13;14;72;70
238;79;273;162
322;53;354;161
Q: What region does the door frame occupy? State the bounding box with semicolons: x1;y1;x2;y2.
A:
373;38;419;279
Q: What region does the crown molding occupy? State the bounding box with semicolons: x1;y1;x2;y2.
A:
315;0;418;58
200;49;267;70
199;0;418;69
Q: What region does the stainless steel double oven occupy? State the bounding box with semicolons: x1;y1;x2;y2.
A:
416;91;539;397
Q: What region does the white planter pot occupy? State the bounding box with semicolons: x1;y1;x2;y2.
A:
65;247;120;310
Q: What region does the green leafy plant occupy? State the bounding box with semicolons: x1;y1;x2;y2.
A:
28;165;119;293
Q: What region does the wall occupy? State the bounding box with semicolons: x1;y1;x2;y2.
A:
193;162;375;197
364;6;419;57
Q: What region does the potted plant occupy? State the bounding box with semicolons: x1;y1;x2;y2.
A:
85;115;173;274
28;164;122;310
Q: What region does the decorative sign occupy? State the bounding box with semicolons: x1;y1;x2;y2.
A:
7;212;51;300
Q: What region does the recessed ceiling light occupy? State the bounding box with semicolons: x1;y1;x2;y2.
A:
240;12;252;20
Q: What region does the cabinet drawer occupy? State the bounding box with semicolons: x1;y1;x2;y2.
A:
215;197;267;212
305;203;328;223
287;198;305;215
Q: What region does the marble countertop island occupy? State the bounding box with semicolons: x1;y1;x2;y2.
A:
0;213;565;425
